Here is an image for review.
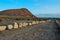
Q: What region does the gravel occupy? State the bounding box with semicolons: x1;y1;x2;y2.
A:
0;20;59;40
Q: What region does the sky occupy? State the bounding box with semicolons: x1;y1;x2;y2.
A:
0;0;60;18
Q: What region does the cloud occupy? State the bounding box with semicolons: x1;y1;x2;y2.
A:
44;6;49;9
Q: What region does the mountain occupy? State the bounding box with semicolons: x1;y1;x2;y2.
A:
0;8;36;18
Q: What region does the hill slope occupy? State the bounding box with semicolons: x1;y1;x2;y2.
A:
0;8;36;18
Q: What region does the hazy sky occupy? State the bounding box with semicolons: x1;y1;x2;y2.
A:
0;0;60;17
